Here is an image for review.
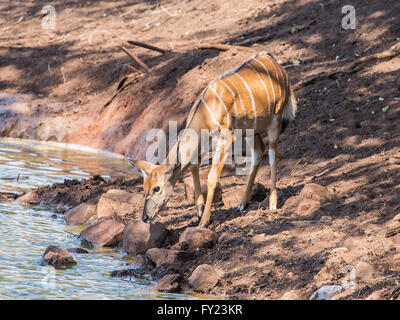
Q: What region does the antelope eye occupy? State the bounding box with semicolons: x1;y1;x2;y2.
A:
153;186;160;193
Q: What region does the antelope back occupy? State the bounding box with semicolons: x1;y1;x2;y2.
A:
198;52;291;131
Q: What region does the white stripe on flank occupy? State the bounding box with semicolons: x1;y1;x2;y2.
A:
201;97;220;128
246;62;271;111
233;72;257;123
254;57;276;106
263;55;281;98
219;79;238;117
209;83;231;127
223;77;245;116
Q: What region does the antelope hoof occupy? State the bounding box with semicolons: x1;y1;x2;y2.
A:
197;203;204;218
199;219;210;228
237;203;248;213
269;203;277;211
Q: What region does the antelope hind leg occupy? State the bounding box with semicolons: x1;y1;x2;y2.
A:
238;134;265;212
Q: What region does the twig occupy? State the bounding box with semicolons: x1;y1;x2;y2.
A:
195;43;251;52
121;46;150;72
386;226;400;238
127;40;170;54
126;64;143;74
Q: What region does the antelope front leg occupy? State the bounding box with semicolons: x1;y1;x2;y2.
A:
190;165;205;217
200;134;232;227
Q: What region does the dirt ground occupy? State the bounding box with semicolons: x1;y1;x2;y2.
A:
1;0;400;299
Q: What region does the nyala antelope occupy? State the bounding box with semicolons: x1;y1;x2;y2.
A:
129;52;297;227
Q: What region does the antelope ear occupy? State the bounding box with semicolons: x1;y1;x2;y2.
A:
127;159;157;178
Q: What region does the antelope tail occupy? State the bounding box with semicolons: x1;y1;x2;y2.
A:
281;86;297;133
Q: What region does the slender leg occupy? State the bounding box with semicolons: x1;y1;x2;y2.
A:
238;134;265;211
190;164;205;217
267;117;281;211
200;132;233;227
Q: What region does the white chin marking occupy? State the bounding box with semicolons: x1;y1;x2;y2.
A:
269;203;277;210
268;149;275;166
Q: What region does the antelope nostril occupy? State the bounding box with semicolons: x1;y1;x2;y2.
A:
142;214;149;223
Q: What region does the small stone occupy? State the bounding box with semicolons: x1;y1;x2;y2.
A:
314;255;346;286
122;220;168;254
79;219;124;247
154;273;183;293
146;248;178;266
178;227;218;251
295;183;334;216
41;246;77;266
280;290;300;300
65;203;96;225
310;285;344;300
96;189;142;220
319;215;332;224
188;264;219;292
128;254;147;270
16;191;39;205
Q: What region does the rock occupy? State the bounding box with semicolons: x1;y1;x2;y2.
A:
280;290;300;300
188;264;219;292
65;203;96;225
183;173;222;204
151;264;180;281
16;191;39;205
146;248;178;266
128;254;147;270
79;219;124;247
0;192;19;201
319;215;333;225
296;183;333;216
66;248;89;254
310;285;344;300
178;227;218;251
355;261;374;283
296;198;322;216
41;245;77;266
122;220;168;254
154;273;183;293
96;189;142;220
250;183;267;202
314;255;346;286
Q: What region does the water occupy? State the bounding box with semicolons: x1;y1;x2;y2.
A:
0;138;202;300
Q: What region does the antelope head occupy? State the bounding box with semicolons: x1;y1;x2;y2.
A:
128;159;179;223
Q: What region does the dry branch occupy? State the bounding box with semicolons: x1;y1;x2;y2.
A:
195;43;251;51
294;42;400;90
126;64;143;74
121;46;150;72
127;40;170;54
